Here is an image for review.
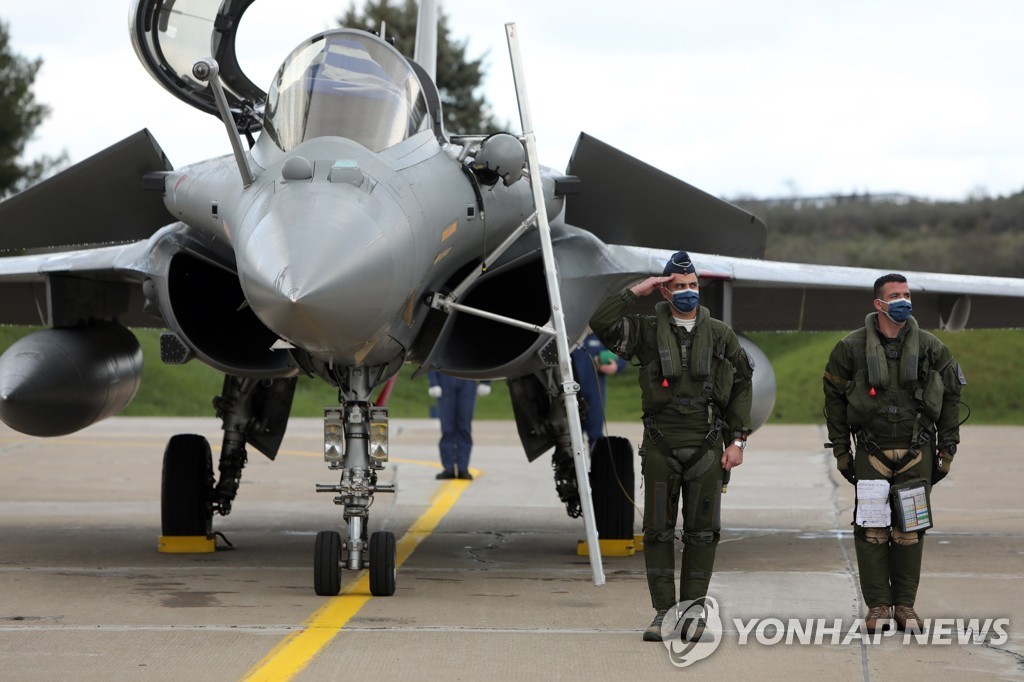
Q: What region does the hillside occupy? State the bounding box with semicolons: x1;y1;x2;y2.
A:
734;191;1024;277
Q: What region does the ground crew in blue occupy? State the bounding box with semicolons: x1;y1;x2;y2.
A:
823;273;964;633
590;251;753;642
571;332;626;449
428;371;490;480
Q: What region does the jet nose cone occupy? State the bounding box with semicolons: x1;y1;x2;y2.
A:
237;198;402;360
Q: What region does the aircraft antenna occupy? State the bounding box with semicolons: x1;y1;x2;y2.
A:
414;0;438;82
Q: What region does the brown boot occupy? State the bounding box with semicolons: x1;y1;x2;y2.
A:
894;605;922;632
865;605;893;633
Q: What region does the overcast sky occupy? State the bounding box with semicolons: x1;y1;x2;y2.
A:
6;0;1024;200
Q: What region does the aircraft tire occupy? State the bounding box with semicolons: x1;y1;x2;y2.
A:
368;530;396;596
589;436;635;540
314;530;342;596
161;434;214;536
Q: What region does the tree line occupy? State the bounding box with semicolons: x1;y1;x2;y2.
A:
734;191;1024;277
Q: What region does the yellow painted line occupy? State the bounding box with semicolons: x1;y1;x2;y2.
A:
242;478;474;681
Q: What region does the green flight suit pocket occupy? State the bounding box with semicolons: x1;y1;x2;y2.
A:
844;369;877;426
920;370;944;422
641;361;672;411
711;356;735;408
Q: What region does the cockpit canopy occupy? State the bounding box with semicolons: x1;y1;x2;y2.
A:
262;30;430;153
131;0;266;130
131;2;436;146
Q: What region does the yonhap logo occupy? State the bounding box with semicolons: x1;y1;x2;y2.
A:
656;598;1009;667
661;596;724;667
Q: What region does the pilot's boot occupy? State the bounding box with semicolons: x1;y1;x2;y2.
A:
894;605;923;632
679;609;707;643
865;605;894;633
643;609;669;642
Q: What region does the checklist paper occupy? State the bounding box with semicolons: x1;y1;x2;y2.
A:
855;479;891;527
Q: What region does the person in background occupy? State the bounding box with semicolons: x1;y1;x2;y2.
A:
571;332;625;450
428;371;491;480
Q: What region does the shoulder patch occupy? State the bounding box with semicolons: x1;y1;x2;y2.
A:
956;363;967;385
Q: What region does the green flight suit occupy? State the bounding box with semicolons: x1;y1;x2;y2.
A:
823;313;964;608
591;289;753;610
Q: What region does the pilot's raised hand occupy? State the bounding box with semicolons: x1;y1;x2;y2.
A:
630;275;673;297
476;383;492;397
428;385;442;399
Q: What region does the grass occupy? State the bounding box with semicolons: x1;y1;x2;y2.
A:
1;325;1020;424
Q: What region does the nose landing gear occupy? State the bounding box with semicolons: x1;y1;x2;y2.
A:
314;368;396;596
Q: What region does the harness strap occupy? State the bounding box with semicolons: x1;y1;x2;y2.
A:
643;413;723;475
855;426;932;477
669;396;708;407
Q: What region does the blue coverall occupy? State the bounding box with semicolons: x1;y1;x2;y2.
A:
428;371;479;476
571;333;626;448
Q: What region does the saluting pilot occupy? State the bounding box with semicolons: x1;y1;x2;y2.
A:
590;251;753;642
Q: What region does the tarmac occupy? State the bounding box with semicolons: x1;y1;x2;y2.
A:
0;417;1021;681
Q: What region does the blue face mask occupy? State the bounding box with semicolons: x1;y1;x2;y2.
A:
880;298;912;323
670;289;700;313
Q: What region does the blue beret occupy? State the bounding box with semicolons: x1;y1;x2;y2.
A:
663;251;696;275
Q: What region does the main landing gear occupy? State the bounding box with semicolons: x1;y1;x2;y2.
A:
161;433;214;539
160;375;295;552
313;367;396;596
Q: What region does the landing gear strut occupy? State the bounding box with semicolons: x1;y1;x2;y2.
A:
314;367;396;596
552;445;582;519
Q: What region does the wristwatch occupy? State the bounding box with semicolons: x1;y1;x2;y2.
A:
732;438;746;451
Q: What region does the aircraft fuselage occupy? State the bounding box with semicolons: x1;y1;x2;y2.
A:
162;132;555;370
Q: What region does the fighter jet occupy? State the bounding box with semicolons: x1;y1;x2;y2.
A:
2;0;1024;597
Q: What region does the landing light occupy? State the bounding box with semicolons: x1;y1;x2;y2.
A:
324;408;345;469
368;407;389;463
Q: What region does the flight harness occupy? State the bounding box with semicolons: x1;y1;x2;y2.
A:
642;304;727;474
643;410;726;476
853;317;934;477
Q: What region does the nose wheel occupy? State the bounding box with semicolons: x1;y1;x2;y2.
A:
313;530;342;596
369;530;396;596
313;529;396;597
